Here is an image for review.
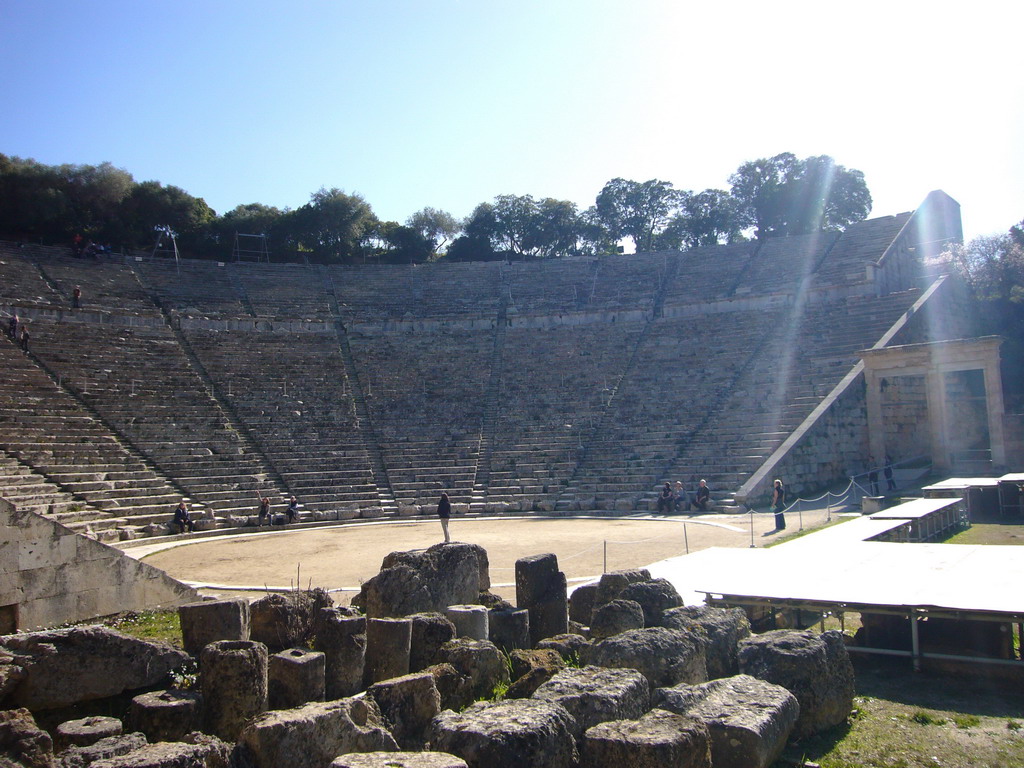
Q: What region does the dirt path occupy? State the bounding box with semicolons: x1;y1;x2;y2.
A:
141;509;836;604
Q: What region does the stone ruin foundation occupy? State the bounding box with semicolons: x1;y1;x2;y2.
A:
0;546;859;768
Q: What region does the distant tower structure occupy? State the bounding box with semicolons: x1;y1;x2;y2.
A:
151;225;181;265
232;232;271;263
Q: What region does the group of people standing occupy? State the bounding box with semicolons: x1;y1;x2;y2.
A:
657;479;711;514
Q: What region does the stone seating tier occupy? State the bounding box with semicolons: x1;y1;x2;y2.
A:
0;216;935;528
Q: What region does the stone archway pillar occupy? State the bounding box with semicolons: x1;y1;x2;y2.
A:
861;337;1007;473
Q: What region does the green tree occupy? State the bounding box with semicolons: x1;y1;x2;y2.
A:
944;224;1024;404
406;207;460;256
0;155;134;243
594;178;681;252
365;221;434;264
728;153;871;238
279;187;377;262
659;189;745;250
116;180;216;250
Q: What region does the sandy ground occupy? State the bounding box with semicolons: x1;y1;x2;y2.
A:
139;507;838;605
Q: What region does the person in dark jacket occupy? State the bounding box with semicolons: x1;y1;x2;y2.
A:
657;482;673;514
437;492;451;543
771;479;786;530
173;500;195;534
257;495;271;526
693;479;711;512
286;495;300;524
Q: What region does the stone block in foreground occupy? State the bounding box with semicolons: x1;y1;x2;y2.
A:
430;698;577;768
582;708;711;768
531;665;650;738
738;629;854;738
654;674;799;768
239;698;398;768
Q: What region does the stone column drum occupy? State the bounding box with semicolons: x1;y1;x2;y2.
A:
269;648;326;709
129;689;201;742
201;640;268;741
364;618;413;688
317;609;367;699
444;605;489;640
515;553;568;646
488;609;530;653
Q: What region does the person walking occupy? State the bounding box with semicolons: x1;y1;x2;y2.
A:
19;325;29;352
437;491;451;543
72;285;82;309
771;479;786;530
7;313;17;340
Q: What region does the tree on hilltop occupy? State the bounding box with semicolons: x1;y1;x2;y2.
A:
445;194;587;261
728;153;871;238
658;189;745;250
277;187;377;263
116;180;216;251
406;207;460;257
0;155;134;242
594;178;682;253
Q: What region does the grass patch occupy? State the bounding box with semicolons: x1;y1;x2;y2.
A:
773;660;1024;768
103;609;182;648
953;714;981;729
944;522;1024;546
910;710;946;725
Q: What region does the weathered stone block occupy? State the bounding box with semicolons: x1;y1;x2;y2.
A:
200;640;268;742
617;578;683;627
269;647;326;710
366;671;441;750
129;689;200;743
738;629;854;738
662;605;751;679
444;605;488;640
567;583;598;626
430;699;577;768
178;598;249;656
590;599;645;639
364;617;412;687
532;665;650;738
436;638;506;702
408;612;456;673
0;626;189;711
239;698;397;768
654;674;799;768
317;609;366;699
584;627;707;689
55;715;122;751
488;609;529;653
582;708;711;768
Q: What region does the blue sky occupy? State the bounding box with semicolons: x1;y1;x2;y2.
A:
2;1;1021;241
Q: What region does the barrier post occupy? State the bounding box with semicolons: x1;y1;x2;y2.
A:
603;540;607;573
749;509;755;548
683;523;689;555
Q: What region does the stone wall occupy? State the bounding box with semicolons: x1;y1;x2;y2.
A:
735;276;966;504
736;373;870;505
871;190;963;295
0;499;199;631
